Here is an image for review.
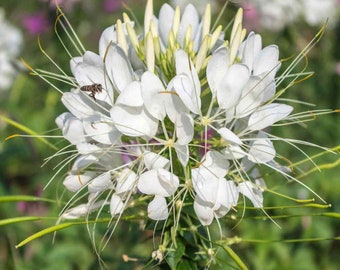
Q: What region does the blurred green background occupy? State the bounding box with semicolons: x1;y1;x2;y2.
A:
0;0;339;269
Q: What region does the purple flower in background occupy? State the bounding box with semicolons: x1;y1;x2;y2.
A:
17;187;47;216
103;0;123;13
22;12;49;35
335;63;340;76
242;2;260;31
45;0;80;12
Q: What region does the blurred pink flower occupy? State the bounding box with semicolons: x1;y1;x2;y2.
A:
22;12;49;35
335;63;340;76
17;187;48;215
242;2;260;31
103;0;123;13
42;0;80;11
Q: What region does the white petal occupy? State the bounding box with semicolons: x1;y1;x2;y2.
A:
193;196;214;226
56;112;71;129
217;64;250;110
71;155;98;171
105;44;134;93
253;45;281;77
218;127;242;145
235;76;266;118
173;74;201;114
88;172;112;193
176;112;194;145
61;200;104;219
98;151;123;170
76;143;101;155
248;132;276;164
110;194;125;216
63;174;92;192
213;204;231;219
61;91;98;120
83;116;121;145
262;78;276;103
138;169;179;197
163;81;188;122
268;160;292;174
148;195;169;220
216;180;239;208
193;151;229;184
99;25;117;58
240;32;262;71
175;144;189;167
116;169;137;194
174;50;201;114
207;47;229;97
158;4;174;47
175;49;200;88
157;169;180;195
141;71;167;120
116;81;143;107
73;52;113;103
143;151;170;170
110;104;158;138
75;64;106;90
79;51;103;66
61;204;89;219
100;22;132;57
192;22;203;52
193;177;219;204
195;178;237;220
73;52;102;80
213;180;238;218
238;181;263;208
224;107;236;124
248;103;293;131
177;4;199;46
223;145;247;160
70;56;83;75
61;115;87;145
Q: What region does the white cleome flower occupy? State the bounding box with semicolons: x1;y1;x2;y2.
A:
240;0;339;31
0;8;23;92
47;0;324;228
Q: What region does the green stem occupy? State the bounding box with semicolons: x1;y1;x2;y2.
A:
222;245;248;270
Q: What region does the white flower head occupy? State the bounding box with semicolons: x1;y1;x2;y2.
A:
240;0;339;31
0;8;23;92
42;0;326;232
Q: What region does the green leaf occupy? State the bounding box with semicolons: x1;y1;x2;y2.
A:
177;259;197;270
0;114;58;150
16;222;75;248
167;239;185;270
0;195;55;203
222;245;248;270
322;212;340;218
0;216;42;226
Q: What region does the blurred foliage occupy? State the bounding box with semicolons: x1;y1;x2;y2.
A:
1;0;340;269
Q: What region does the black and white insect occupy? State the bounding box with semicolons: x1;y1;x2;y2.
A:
80;83;103;100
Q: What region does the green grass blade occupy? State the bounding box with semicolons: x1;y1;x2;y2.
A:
0;217;43;226
222;245;248;270
0;195;56;203
0;114;58;151
15;222;74;248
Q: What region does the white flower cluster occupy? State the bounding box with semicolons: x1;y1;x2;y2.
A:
0;8;22;92
241;0;340;31
57;1;294;226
